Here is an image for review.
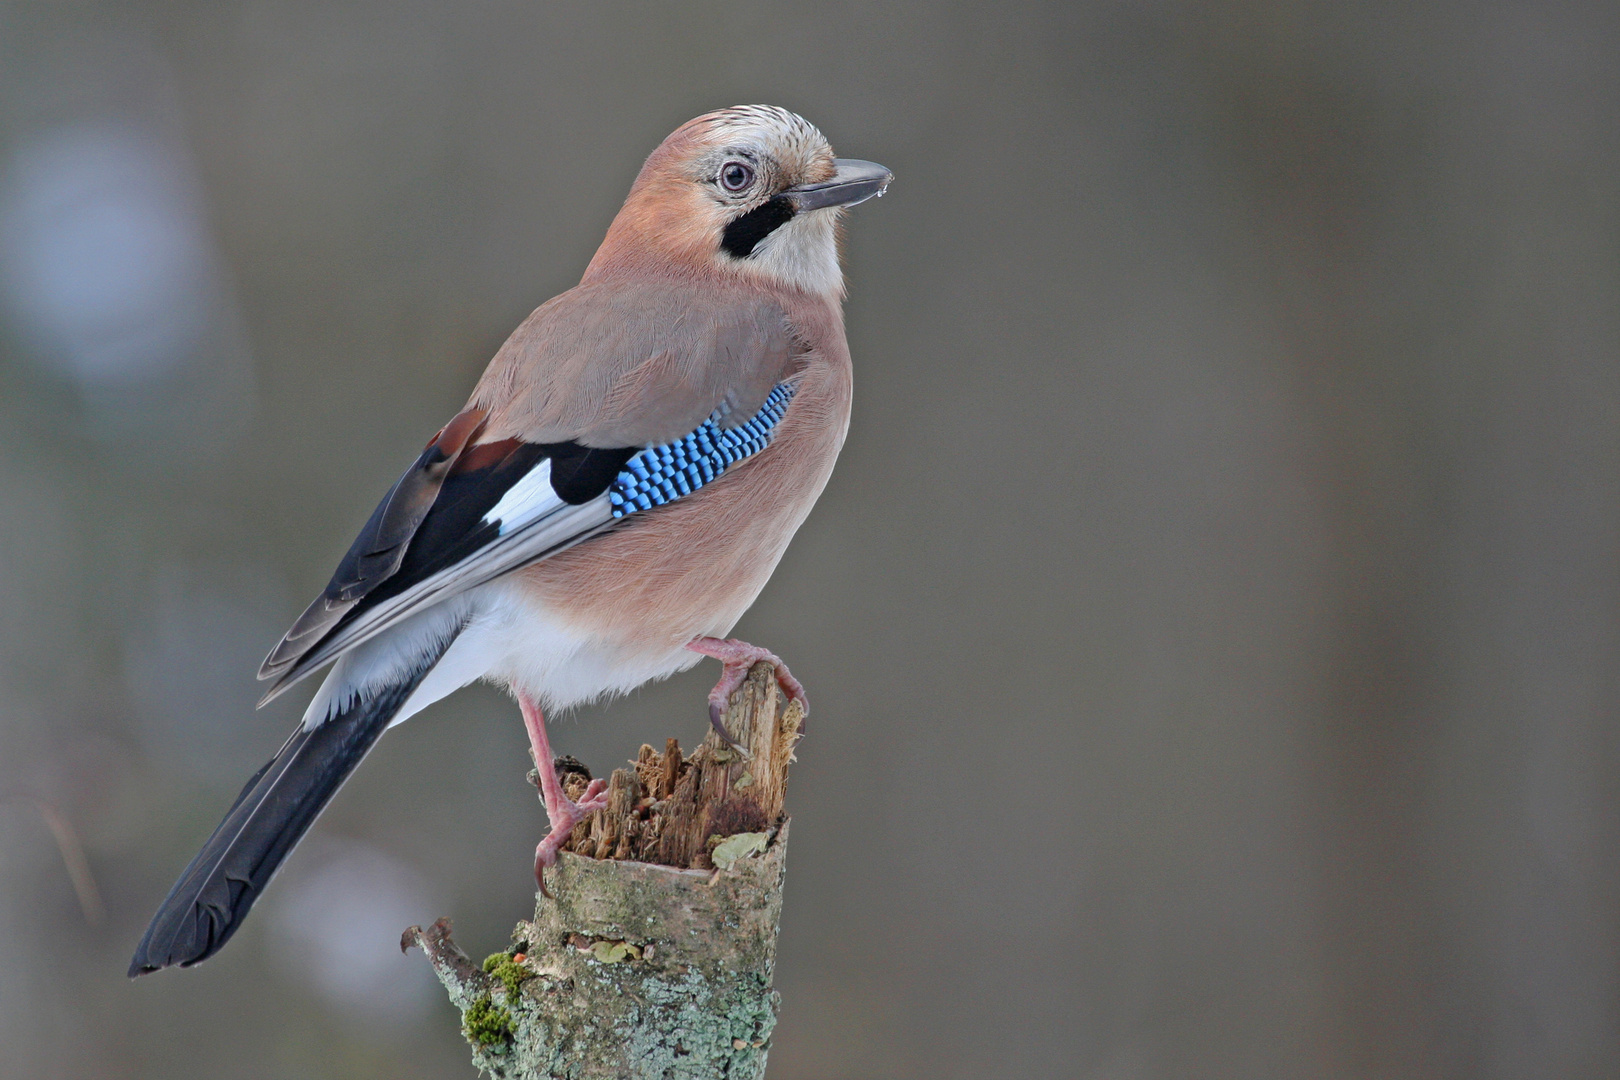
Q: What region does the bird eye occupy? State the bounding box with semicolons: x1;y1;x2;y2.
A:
719;161;755;193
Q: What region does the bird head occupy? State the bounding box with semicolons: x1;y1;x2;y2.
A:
585;105;891;297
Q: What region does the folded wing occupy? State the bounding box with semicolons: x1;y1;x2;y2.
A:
257;380;801;704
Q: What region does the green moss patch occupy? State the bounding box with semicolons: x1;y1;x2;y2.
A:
463;994;514;1048
482;951;534;1001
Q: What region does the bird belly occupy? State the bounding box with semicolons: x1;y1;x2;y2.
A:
462;577;705;713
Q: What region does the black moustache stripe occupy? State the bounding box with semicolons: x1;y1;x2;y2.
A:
720;196;795;259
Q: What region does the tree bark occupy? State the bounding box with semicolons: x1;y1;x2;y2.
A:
404;662;805;1079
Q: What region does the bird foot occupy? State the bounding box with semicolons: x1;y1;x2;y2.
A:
519;693;608;897
533;775;607;896
685;636;808;752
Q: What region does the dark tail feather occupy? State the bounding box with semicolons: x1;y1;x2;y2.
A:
128;668;433;976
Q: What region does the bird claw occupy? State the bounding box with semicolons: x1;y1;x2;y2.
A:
708;699;749;756
574;777;610;813
533;777;607;895
688;636;809;749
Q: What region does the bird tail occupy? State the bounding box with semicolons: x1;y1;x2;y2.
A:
128;648;446;976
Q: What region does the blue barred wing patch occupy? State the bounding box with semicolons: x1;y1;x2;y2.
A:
608;381;798;518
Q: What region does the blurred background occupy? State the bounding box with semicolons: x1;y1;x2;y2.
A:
0;2;1616;1077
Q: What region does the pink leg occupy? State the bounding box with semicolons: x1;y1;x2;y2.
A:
519;693;607;896
686;637;809;750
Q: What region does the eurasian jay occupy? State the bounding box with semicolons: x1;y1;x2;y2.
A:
129;106;889;975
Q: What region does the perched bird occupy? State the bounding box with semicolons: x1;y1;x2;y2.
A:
129;106;889;975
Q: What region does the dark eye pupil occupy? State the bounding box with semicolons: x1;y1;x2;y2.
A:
722;163;752;191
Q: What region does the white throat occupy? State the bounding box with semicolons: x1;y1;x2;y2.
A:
735;209;844;297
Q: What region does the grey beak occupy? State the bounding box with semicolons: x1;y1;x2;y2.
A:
783;159;893;212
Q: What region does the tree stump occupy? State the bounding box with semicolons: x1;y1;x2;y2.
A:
404;662;806;1079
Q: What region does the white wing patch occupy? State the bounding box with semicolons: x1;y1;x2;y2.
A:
484;459;560;534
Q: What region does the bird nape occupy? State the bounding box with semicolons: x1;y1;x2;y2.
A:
130;105;890;974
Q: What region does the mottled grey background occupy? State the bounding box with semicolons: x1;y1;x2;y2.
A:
1;2;1617;1078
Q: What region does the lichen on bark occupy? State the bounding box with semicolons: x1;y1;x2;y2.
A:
404;662;805;1079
